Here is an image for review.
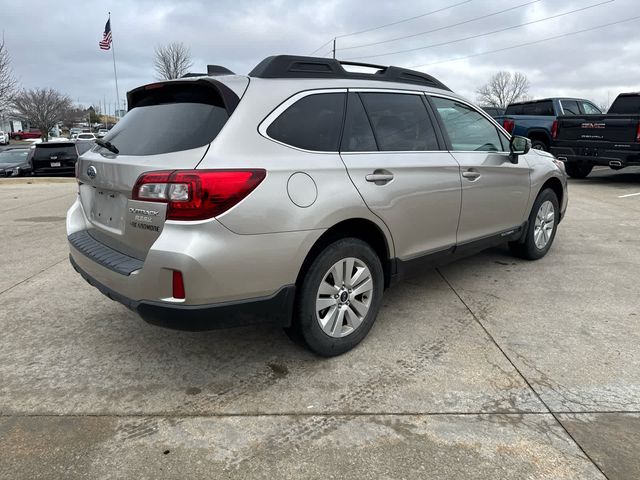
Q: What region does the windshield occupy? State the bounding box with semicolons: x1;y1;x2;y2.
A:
0;149;30;165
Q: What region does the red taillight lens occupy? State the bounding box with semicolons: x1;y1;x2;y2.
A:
551;120;558;140
636;122;640;142
132;169;266;221
502;119;515;134
172;270;185;299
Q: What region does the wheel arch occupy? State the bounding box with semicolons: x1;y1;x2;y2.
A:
296;218;393;290
538;176;564;213
527;129;551;148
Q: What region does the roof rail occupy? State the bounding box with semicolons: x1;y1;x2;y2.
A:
181;65;235;78
248;55;450;91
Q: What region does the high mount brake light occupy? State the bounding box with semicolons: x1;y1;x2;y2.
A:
132;169;266;220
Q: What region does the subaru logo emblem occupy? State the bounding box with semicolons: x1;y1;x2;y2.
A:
87;166;97;179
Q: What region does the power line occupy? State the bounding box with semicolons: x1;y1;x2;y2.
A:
307;0;471;55
409;14;640;68
337;0;542;52
335;0;472;38
345;0;614;61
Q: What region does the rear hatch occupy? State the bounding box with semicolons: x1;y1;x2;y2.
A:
556;114;640;144
32;142;78;172
75;77;245;259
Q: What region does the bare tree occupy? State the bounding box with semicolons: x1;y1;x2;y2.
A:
12;88;73;140
476;71;530;108
153;42;193;80
0;37;18;114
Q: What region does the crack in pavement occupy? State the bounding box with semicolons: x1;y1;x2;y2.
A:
436;267;610;480
0;257;67;297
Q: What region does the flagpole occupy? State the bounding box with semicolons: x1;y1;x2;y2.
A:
108;12;121;120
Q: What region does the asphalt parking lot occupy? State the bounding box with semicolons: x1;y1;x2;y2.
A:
1;168;639;479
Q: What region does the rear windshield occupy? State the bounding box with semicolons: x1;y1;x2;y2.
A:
32;143;77;160
608;95;640;114
505;100;554;116
102;82;230;156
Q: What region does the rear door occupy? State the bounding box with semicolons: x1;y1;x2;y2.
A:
340;91;461;260
76;78;244;259
429;95;531;244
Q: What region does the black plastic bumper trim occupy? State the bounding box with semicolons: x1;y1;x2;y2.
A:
69;254;296;331
69;230;144;276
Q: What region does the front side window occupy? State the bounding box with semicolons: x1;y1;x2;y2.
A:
359;92;439;151
580;101;601;114
431;97;506;152
267;93;345;151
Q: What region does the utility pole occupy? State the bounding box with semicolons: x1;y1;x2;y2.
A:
332;37;336;59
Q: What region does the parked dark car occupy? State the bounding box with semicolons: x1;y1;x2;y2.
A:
29;141;79;176
480;106;505;119
495;98;601;151
551;92;640;178
0;147;32;177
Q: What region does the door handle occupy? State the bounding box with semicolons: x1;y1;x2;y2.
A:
462;170;481;181
365;170;394;184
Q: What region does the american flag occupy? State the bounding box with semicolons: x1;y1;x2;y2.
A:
99;18;112;50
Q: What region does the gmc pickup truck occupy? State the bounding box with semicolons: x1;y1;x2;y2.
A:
551;93;640;178
496;98;601;152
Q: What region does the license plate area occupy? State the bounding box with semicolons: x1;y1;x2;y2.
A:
50;161;61;167
89;189;127;232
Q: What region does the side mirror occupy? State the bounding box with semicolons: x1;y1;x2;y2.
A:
509;135;531;163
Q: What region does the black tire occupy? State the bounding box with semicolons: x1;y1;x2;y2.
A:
565;162;593;179
509;188;560;260
13;135;21;141
287;238;384;357
531;139;548;151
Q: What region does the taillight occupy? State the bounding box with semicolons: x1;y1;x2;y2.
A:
551;120;558;140
502;119;515;134
132;169;266;220
636;122;640;142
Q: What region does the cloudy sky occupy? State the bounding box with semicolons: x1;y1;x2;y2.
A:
1;0;638;111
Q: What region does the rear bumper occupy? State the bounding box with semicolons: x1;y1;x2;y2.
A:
70;254;295;330
551;146;640;167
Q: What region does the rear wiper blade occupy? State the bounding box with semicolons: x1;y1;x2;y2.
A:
95;139;119;154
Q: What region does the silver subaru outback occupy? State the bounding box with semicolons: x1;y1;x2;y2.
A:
67;55;567;356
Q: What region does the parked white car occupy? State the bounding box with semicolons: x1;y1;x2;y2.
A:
75;133;96;141
0;131;9;145
97;129;109;138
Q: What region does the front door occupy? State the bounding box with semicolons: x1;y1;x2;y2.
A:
340;91;462;260
429;96;531;244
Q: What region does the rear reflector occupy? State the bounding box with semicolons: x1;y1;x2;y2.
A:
551;120;558;140
132;169;266;220
502;119;515;134
172;270;185;299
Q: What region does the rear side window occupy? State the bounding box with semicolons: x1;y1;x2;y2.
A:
561;100;580;115
32;143;77;160
359;93;438;151
431;97;506;152
341;93;377;152
103;83;231;156
267;93;345;151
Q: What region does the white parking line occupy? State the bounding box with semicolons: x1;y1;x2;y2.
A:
618;192;640;198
